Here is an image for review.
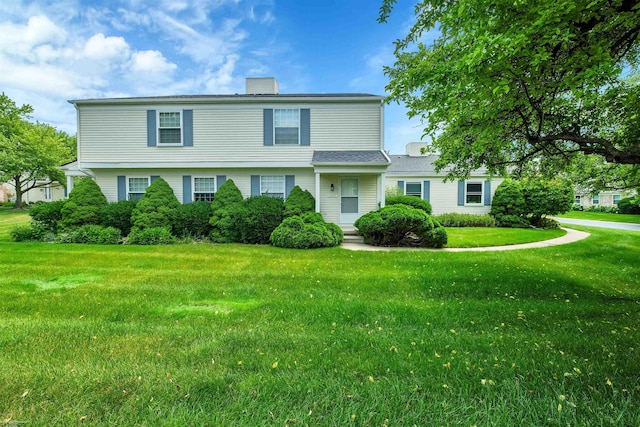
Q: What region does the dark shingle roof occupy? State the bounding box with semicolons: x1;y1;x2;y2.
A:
387;155;488;176
311;150;390;165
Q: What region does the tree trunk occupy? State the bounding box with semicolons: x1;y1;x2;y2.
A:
12;176;24;210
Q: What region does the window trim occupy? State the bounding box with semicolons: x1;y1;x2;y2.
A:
465;180;484;206
127;176;150;201
157;110;183;146
613;194;621;205
192;176;216;202
273;108;300;145
404;181;423;198
592;194;600;205
260;175;286;198
575;195;581;205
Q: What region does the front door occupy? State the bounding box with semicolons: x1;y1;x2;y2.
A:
339;177;359;224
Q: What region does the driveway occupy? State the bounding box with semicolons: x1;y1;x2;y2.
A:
555;217;640;232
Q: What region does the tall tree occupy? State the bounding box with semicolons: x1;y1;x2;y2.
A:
379;0;640;183
0;93;72;209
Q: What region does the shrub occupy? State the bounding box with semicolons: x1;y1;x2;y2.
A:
385;195;433;215
490;179;527;227
100;200;136;236
617;195;640;214
236;195;284;244
57;225;122;244
536;217;560;229
128;227;175;245
270;212;343;249
59;178;108;229
585;205;618;213
29;200;66;232
172;201;212;239
131;178;180;231
522;178;574;226
210;179;244;243
434;213;496;227
283;186;315;218
10;222;52;242
355;204;447;248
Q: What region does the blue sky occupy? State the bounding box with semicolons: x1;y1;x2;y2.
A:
0;0;427;154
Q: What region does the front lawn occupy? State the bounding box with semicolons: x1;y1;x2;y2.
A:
445;227;566;247
558;210;640;224
0;210;638;425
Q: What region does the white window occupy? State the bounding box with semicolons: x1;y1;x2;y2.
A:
158;111;182;145
128;177;150;201
575;195;581;204
592;194;600;205
260;175;285;198
194;177;216;202
465;181;483;204
405;182;422;198
613;194;621;205
274;109;300;145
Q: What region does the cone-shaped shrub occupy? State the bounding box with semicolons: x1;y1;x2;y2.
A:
209;179;244;243
59;178;108;229
283;185;315;218
130;178;179;231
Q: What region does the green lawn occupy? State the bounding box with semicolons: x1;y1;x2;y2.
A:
446;227;566;247
0;210;639;425
558;210;640;224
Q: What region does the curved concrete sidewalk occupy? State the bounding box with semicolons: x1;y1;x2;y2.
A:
340;227;590;252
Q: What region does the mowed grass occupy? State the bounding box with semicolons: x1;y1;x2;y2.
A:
445;227;566;247
0;210;639;425
558;210;640;224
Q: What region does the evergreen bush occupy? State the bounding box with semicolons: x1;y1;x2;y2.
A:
236;195;284;244
130;178;179;231
100;200;136;236
490;179;528;227
209;179;244;243
270;212;343;249
59;178;108;229
617;195;640;214
172;201;212;239
385;195;433;215
283;186;315;218
29;200;66;232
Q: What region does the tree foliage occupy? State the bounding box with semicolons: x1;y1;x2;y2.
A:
380;0;640;182
59;178;108;229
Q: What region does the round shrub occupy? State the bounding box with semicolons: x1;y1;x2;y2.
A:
236;195;284;244
284;186;316;218
270;213;343;249
59;178;108;229
29;200;66;232
131;178;179;231
385;195;433;215
490;179;528;227
210;179;244;243
172;201;212;239
100;200;136;236
355;204;447;248
618;195;640;214
128;227;175;245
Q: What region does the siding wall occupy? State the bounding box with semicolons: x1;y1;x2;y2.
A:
319;174;379;224
79;103;381;164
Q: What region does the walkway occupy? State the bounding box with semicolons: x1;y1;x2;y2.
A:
554;217;640;232
341;227;590;252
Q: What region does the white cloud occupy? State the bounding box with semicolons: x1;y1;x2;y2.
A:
83;33;130;62
0;15;67;58
130;50;177;75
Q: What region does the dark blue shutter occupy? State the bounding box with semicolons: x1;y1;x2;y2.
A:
251;175;260;196
423;180;430;201
457;181;465;206
300;109;310;146
151;175;159;183
183;110;193;146
117;176;126;201
147;110;156;147
216;175;226;190
183;175;192;203
397;180;404;193
64;186;67;197
285;175;295;198
263;109;273;146
484;180;491;206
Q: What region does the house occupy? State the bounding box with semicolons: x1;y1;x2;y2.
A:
386;142;503;215
1;180;65;204
61;78;390;226
573;190;634;210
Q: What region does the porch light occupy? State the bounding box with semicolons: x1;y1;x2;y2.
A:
330;183;335;192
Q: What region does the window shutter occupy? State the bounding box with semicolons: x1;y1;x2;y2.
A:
484;180;491;206
151;175;160;183
117;176;126;201
251;175;260;196
457;181;465;206
285;175;295;198
216;175;226;190
397;180;404;192
183;175;192;203
147;110;157;147
300;109;310;146
183;110;193;146
423;180;430;201
263;109;273;146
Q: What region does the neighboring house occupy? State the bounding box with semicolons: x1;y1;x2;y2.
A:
574;190;634;209
1;180;65;204
61;78;389;226
386;142;503;215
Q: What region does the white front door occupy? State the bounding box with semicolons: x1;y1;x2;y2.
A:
339;177;360;224
43;185;52;202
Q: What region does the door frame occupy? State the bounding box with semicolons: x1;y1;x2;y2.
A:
339;176;360;224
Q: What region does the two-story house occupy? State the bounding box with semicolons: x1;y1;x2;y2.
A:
61;78;390;226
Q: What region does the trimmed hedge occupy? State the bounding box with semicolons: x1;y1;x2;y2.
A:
29;200;66;232
271;212;343;249
100;200;136;236
283;186;316;218
236;195;284;244
385;195;433;215
131;178;180;231
210;179;244;243
489;179;528;228
434;213;496;227
59;178;108;229
618;196;640;214
355;204;447;248
172;201;212;239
